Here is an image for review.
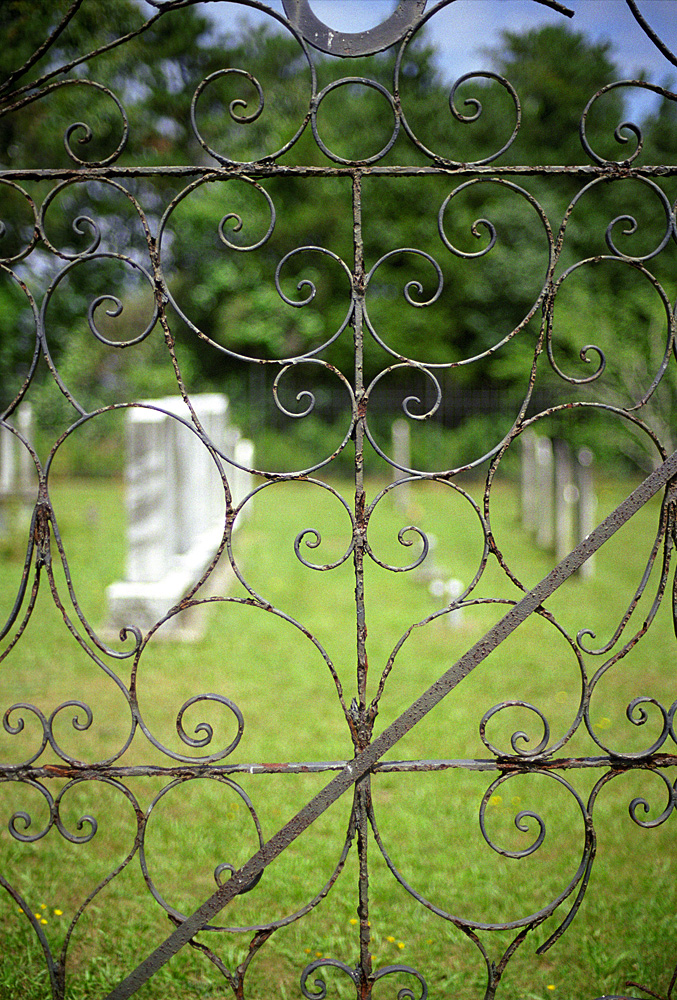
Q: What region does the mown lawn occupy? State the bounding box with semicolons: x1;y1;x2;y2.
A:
0;470;675;1000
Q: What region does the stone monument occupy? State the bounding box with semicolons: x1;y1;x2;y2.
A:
105;394;253;639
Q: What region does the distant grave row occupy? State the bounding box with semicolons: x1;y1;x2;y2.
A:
389;421;598;604
520;430;596;578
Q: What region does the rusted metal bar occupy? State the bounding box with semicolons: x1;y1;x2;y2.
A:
106;448;677;1000
5;751;677;784
3;164;677;182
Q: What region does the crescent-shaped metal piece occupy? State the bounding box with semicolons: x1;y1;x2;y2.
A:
281;0;427;56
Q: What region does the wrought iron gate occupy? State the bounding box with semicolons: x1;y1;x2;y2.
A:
1;1;677;997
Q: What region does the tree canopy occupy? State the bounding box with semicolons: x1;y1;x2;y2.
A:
1;2;676;471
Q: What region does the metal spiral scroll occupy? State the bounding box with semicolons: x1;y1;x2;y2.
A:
0;0;677;998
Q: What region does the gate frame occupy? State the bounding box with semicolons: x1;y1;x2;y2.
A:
1;1;677;998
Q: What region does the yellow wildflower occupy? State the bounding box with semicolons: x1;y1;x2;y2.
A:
386;935;396;943
397;942;404;950
349;918;358;925
54;909;63;916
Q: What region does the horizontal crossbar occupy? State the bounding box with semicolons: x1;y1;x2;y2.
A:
7;752;677;784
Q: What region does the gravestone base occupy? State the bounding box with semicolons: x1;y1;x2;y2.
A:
105;528;234;642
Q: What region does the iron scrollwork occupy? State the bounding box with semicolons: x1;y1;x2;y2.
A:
0;1;676;998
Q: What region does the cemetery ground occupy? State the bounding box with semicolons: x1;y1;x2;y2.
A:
0;471;675;999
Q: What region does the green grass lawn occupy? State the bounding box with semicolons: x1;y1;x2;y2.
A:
0;471;675;1000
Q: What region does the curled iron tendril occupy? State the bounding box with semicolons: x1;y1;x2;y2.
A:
364;523;429;573
578;343;606;382
480;779;547;860
275;244;350;309
439;177;551;261
72;214;101;254
8;780;53;843
41;253;158;352
480;701;551;758
301;958;359;998
580;80;677;167
628;788;674;829
585;696;669;759
58;81;129;166
364;250;447;366
217;182;276;252
1;703;48;770
190;54;312;165
558;175;673;263
396;51;521;165
0;78;129;166
273;366;316;418
191;69;266;166
365;365;442;430
175;694;245;754
293;517;354;571
50;700;93;735
441;205;496;258
448;71;521;156
365;249;444;311
55;798;98;845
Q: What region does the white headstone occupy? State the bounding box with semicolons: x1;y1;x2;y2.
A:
576;447;596;580
554;439;577;563
392;418;411;509
520;429;537;533
106;394;254;639
535;436;554;551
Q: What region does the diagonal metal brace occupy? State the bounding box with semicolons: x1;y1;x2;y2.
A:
106;449;677;1000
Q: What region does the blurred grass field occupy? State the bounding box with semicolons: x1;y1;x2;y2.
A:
0;470;675;999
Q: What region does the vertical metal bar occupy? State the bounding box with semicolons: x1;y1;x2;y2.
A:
353;170;369;729
356;781;373;997
352;169;374;996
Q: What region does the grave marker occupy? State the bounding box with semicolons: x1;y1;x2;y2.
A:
391;418;411;509
106;394;253;639
0;404;35;534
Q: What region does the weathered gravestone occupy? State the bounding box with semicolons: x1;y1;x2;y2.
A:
535;435;555;551
0;404;35;535
105;394;253;639
391;418;411;509
521;433;597;578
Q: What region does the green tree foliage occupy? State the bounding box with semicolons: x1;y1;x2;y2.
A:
0;4;675;469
